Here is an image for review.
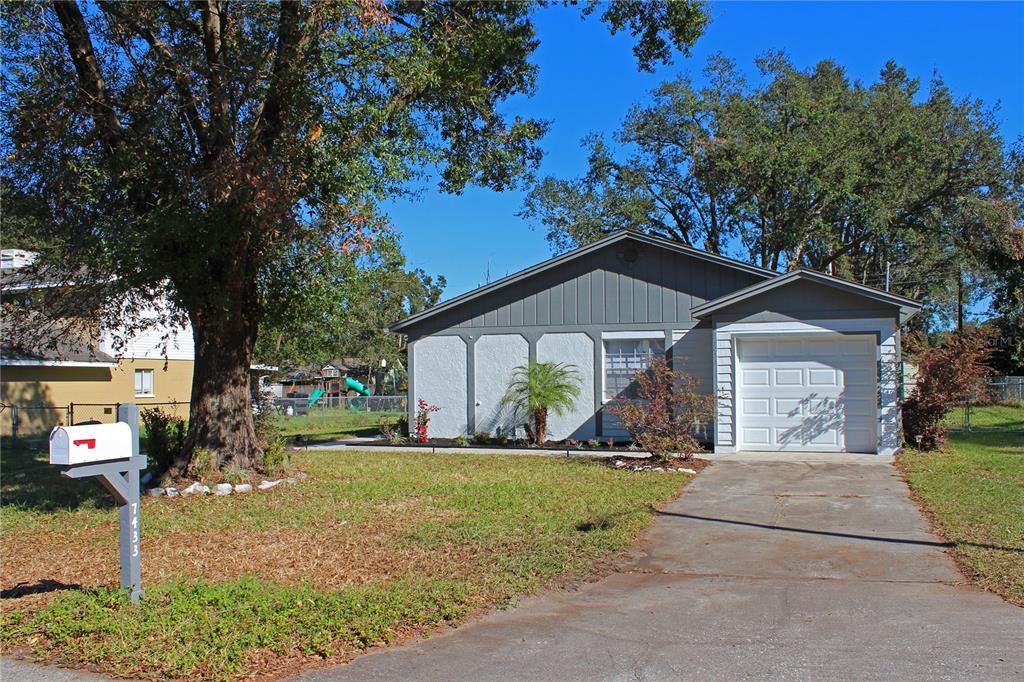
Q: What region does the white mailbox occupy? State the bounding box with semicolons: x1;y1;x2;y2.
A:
49;422;134;465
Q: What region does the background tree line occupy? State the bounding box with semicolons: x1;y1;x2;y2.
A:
522;54;1023;368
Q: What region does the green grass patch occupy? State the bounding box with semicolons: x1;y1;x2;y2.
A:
1;448;687;679
897;431;1024;606
274;410;401;442
942;403;1024;431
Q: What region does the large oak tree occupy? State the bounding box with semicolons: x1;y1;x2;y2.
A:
1;1;708;470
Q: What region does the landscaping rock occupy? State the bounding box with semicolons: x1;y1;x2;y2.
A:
679;468;697;475
145;487;165;497
234;483;252;494
614;460;627;467
164;487;179;497
181;482;210;496
258;479;281;490
214;483;233;496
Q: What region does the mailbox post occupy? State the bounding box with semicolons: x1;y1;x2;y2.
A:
50;404;147;603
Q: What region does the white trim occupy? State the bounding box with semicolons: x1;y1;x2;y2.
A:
712;318;901;457
600;330;666;340
1;359;118;368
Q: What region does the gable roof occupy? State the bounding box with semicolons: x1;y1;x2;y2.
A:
389;230;776;333
690;268;922;324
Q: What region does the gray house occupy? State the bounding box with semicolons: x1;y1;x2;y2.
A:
389;231;921;455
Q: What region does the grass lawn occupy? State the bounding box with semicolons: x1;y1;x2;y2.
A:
0;447;688;680
897;431;1024;606
942;403;1024;431
274;410;401;444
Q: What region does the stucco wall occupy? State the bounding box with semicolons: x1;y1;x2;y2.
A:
474;334;528;437
1;359;194;435
536;333;595;440
412;336;468;438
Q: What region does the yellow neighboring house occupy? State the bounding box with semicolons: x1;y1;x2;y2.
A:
1;250;194;436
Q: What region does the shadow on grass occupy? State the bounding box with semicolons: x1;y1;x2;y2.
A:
948;431;1024;455
1;579;83;599
0;442;115;513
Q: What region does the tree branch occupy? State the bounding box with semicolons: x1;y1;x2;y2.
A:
98;2;211;156
252;0;301;153
197;0;231;150
52;0;123;151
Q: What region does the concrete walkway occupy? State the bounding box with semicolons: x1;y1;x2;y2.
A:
297;459;1024;681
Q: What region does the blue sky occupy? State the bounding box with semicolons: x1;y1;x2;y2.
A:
384;1;1024;301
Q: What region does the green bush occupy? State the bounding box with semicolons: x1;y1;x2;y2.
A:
140;408;186;474
254;390;289;474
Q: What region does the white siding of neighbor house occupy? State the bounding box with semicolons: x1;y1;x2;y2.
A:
474;334;528;436
712;318;901;456
99;299;194;361
537;332;595;441
412;335;468;438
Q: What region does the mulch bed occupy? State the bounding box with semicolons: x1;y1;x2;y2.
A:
356;437;713;456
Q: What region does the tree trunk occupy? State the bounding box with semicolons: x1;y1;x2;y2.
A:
532;407;548;445
175;280;263;473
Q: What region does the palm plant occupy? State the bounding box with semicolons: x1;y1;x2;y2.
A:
501;361;582;444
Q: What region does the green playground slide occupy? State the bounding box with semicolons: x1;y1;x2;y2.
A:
345;377;371;396
307;389;325;407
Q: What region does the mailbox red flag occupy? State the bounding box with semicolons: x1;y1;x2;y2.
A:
73;439;97;449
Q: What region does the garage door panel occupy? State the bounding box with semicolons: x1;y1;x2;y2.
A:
737;335;877;453
743;398;770;415
774;368;803;385
775;398;802;416
743;427;771;446
742;369;770;386
808;368;838;386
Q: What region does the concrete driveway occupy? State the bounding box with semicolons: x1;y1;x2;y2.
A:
298;459;1024;682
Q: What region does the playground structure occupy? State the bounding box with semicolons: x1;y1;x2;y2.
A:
307;378;370;409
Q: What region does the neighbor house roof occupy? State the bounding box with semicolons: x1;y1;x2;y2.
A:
389;230;776;333
690;268;923;324
1;343;117;368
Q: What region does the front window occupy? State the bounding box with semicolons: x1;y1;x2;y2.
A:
134;369;154;397
604;339;657;401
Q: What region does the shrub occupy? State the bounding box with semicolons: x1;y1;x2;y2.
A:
472;431;492;445
379;418;405;445
453;435;470;447
609;358;714;461
414;399;440;443
903;331;992;450
500;361;581;445
396;414;409;437
140;408;186;474
187;447;215;481
253;389;288;474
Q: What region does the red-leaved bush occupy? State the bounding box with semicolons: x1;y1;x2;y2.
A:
902;331;992;450
609;358;715;461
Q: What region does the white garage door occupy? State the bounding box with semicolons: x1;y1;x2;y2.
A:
736;336;877;452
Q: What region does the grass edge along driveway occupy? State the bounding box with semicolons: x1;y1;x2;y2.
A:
897;431;1024;607
1;449;690;681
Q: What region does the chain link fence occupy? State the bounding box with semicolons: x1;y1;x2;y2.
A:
1;400;192;444
956;377;1024;432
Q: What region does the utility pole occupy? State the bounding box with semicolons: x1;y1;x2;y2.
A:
957;267;964;333
885;261;891;292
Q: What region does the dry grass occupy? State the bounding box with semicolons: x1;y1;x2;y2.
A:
1;447;689;680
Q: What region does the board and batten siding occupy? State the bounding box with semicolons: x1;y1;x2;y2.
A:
403;246;764;340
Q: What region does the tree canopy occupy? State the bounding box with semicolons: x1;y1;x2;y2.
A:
1;0;709;470
522;54;1023;328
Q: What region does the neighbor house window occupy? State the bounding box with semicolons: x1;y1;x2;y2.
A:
134;369;154;397
604;339;658;401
